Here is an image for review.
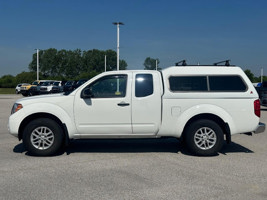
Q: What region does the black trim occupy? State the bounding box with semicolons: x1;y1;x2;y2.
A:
62;123;70;146
224;123;231;144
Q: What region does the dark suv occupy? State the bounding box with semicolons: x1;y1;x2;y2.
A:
255;81;267;106
63;80;77;92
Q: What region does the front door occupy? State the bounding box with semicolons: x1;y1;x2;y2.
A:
74;73;132;135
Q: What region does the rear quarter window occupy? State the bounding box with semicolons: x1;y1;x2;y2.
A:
209;76;247;91
169;75;247;92
169;76;208;91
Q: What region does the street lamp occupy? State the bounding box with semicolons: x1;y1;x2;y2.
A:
34;49;39;81
113;22;124;71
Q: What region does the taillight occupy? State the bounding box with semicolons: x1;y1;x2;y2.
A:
254;99;261;118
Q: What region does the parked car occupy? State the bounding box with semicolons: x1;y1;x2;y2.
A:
21;80;55;96
51;81;67;93
39;81;56;94
20;80;39;96
73;79;88;89
15;83;29;94
63;80;76;93
255;81;267;106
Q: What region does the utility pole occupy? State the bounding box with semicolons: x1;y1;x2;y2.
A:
105;55;107;72
261;68;263;83
113;22;124;71
35;49;39;81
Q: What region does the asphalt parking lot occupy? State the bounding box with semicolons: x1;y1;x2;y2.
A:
0;94;267;200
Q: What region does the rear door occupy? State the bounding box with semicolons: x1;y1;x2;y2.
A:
131;72;162;134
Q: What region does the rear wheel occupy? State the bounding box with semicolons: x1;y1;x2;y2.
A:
23;118;63;156
185;119;224;156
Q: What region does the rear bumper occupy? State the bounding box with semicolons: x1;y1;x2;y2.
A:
254;122;265;134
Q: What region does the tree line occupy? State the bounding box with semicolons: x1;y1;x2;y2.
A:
28;48;127;79
0;48;127;88
243;69;265;83
0;48;162;88
1;48;263;88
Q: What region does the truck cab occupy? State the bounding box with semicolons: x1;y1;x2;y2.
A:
75;71;162;136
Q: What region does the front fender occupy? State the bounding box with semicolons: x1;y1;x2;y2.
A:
19;103;77;138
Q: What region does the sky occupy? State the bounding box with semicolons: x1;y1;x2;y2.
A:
0;0;267;77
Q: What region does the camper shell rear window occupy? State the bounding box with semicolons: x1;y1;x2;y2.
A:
169;75;247;92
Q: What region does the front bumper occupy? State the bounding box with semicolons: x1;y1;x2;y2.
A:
254;122;265;134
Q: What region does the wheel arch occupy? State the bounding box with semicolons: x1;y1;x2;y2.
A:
181;113;231;143
18;113;70;145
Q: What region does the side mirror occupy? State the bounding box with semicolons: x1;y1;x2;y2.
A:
81;88;93;99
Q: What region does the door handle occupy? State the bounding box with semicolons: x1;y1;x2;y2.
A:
117;102;130;107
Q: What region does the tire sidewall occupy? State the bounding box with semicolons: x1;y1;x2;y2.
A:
23;118;63;156
185;119;224;156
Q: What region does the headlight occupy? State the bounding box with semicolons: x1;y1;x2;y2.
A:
11;103;23;114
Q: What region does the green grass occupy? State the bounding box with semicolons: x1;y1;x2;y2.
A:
0;88;15;94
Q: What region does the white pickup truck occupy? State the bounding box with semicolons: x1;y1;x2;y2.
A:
8;66;265;156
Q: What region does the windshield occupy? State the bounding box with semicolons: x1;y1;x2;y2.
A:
32;81;39;85
39;82;47;86
65;81;74;86
42;82;49;86
53;82;60;86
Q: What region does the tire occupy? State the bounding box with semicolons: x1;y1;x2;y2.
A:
184;119;224;156
23;118;64;156
21;92;28;97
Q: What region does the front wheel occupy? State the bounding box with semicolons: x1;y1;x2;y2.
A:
28;91;33;96
184;119;224;156
23;118;64;156
21;92;28;97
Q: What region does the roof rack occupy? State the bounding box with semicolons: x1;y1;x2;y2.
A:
175;59;233;67
213;60;231;66
175;60;187;66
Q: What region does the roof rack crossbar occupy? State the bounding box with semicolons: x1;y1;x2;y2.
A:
213;60;231;66
175;60;187;66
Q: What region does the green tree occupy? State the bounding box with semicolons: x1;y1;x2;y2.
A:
0;75;16;88
105;49;117;71
64;49;83;79
15;71;37;84
82;49;105;73
244;69;255;82
56;49;69;78
119;60;127;70
28;48;127;79
144;57;161;70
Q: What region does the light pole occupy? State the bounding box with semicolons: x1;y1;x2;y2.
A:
35;49;39;81
113;22;124;71
105;55;107;72
261;68;263;83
